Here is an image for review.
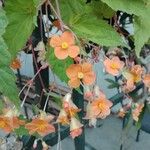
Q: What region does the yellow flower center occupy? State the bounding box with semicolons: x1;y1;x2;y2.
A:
0;121;6;128
78;72;84;79
111;63;118;69
38;123;46;130
61;42;68;49
98;102;105;110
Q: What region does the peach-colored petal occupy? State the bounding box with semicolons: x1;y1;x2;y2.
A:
83;72;96;85
104;57;124;76
91;98;112;119
38;124;55;136
68;46;80;58
68;78;80;88
112;57;124;68
61;31;75;45
66;64;82;78
82;63;93;73
70;128;82;139
49;35;62;47
54;47;68;60
10;58;21;70
143;74;150;88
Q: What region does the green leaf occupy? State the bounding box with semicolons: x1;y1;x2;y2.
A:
3;0;37;57
47;47;73;83
58;0;85;23
0;67;20;107
134;17;150;57
70;14;125;47
15;126;29;136
0;100;4;113
101;0;150;57
86;0;115;18
0;8;8;35
0;37;11;66
101;0;150;19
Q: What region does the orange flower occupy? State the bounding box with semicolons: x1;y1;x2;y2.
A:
0;116;12;133
70;117;83;139
25;112;55;136
0;108;25;133
25;118;55;136
118;108;126;118
66;63;96;88
68;107;80;117
57;109;70;125
143;74;150;88
103;56;124;76
91;98;113;119
10;58;21;70
70;128;82;139
0;116;25;133
132;103;144;122
130;65;143;83
49;31;80;59
123;65;143;92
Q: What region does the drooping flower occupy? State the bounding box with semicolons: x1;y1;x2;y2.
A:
143;74;150;88
122;65;143;92
66;63;96;88
62;93;77;109
84;102;95;119
68;107;80;117
0;116;12;133
42;141;49;150
10;58;21;70
93;85;106;99
0;108;25;133
132;103;144;122
84;85;93;101
70;117;83;139
0;115;25;133
25;112;55;136
49;31;80;59
118;108;126;118
103;56;124;76
62;93;80;118
91;98;113;119
130;65;143;82
57;109;70;125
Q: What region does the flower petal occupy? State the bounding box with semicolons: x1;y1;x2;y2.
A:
66;64;82;78
68;78;80;88
61;31;75;45
54;47;68;60
68;46;80;58
83;72;96;85
49;35;62;47
82;63;93;73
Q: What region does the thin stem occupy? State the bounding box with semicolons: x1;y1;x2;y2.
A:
57;123;62;150
21;82;32;107
31;42;46;90
43;93;50;111
48;0;64;31
18;67;42;96
55;0;63;31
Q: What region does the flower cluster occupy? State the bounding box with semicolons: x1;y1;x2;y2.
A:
84;85;113;127
103;54;150;122
57;93;83;139
0;108;55;138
